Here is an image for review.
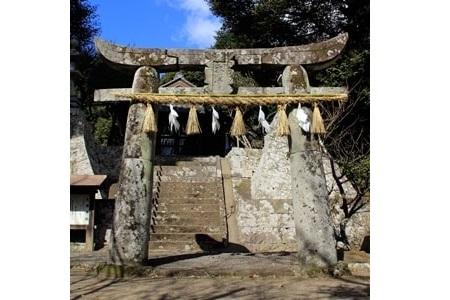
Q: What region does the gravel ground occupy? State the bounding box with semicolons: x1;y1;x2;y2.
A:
71;271;369;300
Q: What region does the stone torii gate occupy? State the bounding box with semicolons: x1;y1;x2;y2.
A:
95;33;349;268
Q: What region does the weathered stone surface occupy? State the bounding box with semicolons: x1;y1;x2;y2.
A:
251;116;292;200
288;108;337;267
110;158;152;265
237;87;285;95
122;103;151;158
205;60;234;94
324;156;369;250
149;157;227;253
226;148;261;178
70;131;94;175
95;33;348;71
323;157;358;201
158;87;206;94
70;44;94;176
110;66;159;265
132;67;159;93
347;262;370;277
225;128;297;252
345;204;370;250
229;176;297;252
282;65;310;93
94;88;132;102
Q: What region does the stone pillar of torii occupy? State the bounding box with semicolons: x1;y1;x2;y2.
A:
94;33;349;268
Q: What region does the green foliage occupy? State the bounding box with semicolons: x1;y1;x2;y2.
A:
87;105;128;146
70;0;99;56
71;0;131;146
209;0;347;48
160;72;177;85
184;71;205;87
160;71;205;87
94;116;112;146
233;71;257;88
343;156;370;195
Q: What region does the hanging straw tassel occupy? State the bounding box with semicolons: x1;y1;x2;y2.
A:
276;104;290;136
230;107;246;136
186;105;202;135
142;103;157;133
311;102;326;134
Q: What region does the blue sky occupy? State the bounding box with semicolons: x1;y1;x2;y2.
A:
90;0;222;49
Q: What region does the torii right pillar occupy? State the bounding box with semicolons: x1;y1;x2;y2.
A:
285;65;337;268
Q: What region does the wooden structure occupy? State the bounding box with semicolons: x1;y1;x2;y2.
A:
70;175;106;251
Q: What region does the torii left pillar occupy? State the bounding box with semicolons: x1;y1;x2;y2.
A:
109;66;159;265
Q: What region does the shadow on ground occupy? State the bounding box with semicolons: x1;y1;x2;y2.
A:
71;273;369;300
147;234;250;267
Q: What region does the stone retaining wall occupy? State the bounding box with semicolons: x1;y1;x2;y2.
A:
226;123;297;252
226;122;369;252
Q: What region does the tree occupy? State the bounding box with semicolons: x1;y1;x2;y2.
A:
71;0;133;146
70;0;99;56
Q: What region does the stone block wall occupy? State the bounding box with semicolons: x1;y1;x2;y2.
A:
226;126;369;252
226;128;298;252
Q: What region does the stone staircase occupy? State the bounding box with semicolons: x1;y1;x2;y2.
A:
149;157;227;253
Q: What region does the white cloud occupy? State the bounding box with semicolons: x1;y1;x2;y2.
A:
166;0;222;48
178;0;210;15
184;13;221;48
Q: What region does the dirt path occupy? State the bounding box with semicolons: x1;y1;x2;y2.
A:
71;270;369;300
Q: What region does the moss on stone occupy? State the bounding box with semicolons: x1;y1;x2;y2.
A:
96;263;153;278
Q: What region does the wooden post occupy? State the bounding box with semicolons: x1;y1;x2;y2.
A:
85;194;95;252
109;66;159;266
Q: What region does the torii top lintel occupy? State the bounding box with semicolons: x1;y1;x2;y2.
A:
95;33;348;71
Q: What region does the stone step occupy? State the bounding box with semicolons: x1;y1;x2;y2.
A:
157;191;223;199
157;181;222;191
154;211;221;219
150;233;224;242
153;214;224;226
155;203;220;213
149;241;202;252
157;186;223;198
151;225;224;234
152;197;221;205
155;165;218;177
157;176;219;183
155;156;218;166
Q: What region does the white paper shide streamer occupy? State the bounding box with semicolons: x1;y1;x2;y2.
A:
296;103;310;132
168;104;180;133
211;106;220;134
258;106;271;134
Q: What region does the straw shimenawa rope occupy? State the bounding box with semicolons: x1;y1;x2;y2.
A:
116;93;347;106
311;102;326;134
230;107;246;136
186;105;201;135
276;104;290;136
142;103;157;133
